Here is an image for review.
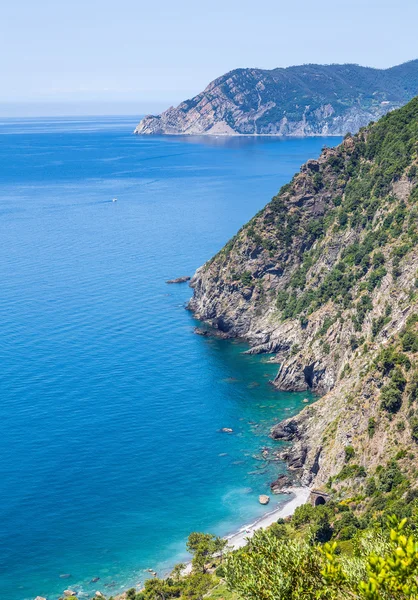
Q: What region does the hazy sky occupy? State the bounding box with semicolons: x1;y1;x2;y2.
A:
1;0;418;115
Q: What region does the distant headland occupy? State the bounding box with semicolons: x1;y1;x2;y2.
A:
135;60;418;137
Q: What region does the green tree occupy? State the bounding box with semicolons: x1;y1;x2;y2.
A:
186;532;222;573
226;517;418;600
171;563;185;581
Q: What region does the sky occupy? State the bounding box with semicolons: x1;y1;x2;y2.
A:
1;0;418;116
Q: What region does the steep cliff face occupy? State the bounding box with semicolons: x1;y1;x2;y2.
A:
135;61;418;137
189;97;418;492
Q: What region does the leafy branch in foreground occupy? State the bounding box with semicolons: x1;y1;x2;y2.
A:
225;516;418;600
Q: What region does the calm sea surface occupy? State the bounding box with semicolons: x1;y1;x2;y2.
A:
0;116;340;599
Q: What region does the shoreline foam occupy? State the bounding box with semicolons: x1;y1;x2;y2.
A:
181;486;310;575
224;486;311;550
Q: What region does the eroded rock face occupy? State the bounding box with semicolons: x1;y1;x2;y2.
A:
270;420;299;441
270;474;293;493
135;61;418;137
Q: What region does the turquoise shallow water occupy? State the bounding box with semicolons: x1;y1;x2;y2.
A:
0;117;340;599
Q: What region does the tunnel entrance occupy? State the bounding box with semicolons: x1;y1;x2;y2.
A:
309;491;330;507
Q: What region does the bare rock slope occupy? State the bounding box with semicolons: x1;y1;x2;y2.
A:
135;60;418;137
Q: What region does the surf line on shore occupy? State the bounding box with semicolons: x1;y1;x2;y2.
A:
182;486;311;575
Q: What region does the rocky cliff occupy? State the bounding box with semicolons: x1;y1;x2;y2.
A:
135;60;418;137
189;97;418;494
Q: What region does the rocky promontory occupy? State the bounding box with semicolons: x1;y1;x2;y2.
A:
135;60;418;137
166;276;190;284
189;96;418;493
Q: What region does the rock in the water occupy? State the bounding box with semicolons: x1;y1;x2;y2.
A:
166;276;190;284
59;574;71;579
194;327;211;337
259;494;270;505
63;591;76;597
90;577;100;583
270;474;293;493
34;597;47;600
270;420;299;441
221;427;233;433
194;326;230;339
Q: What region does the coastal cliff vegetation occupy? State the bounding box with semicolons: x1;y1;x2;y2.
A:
189;95;418;496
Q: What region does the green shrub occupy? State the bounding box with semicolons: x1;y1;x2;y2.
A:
410;417;418;442
377;460;405;492
401;330;418;352
336;464;366;481
381;383;403;413
240;271;253;286
292;504;316;528
215;565;225;578
367;417;376;438
344;445;355;462
408;371;418;403
365;477;376;496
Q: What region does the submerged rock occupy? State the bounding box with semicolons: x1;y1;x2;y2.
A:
194;327;230;339
220;427;233;433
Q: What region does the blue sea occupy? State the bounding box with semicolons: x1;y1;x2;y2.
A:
0;116;339;600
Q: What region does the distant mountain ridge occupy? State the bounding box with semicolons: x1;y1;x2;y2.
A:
135;60;418;137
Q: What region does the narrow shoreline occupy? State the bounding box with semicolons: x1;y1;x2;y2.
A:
224;486;311;550
182;486;310;575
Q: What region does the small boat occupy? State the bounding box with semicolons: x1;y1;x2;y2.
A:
112;197;118;202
